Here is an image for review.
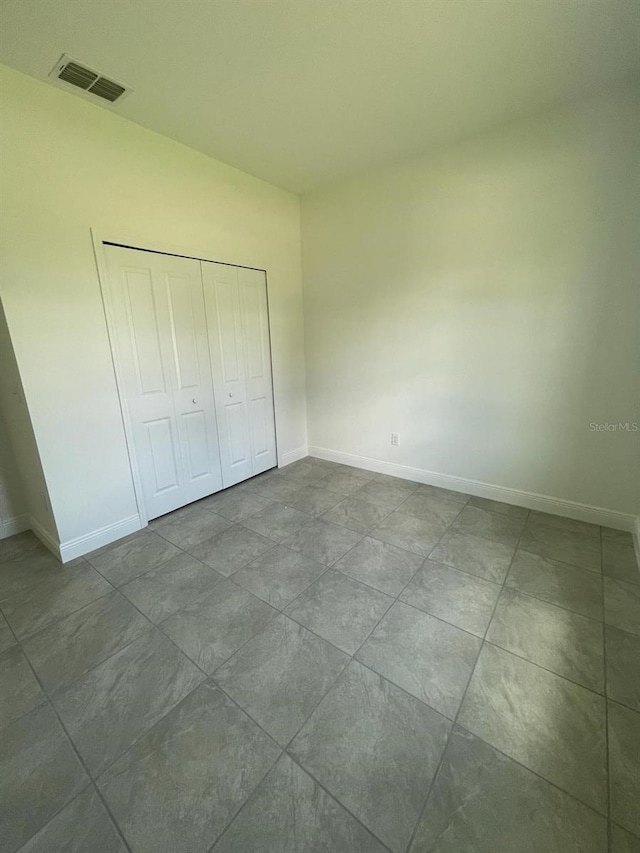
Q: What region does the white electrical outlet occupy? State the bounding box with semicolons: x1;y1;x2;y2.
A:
391;432;399;446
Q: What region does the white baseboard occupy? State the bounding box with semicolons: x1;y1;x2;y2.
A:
30;516;62;559
308;445;636;532
6;513;145;563
279;445;309;467
0;512;31;540
59;514;143;563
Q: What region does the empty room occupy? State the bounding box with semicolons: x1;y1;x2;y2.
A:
0;1;639;851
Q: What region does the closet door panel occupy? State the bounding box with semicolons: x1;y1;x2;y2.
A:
202;263;253;487
242;277;267;378
104;246;223;520
239;269;277;473
105;248;185;518
166;272;200;390
226;401;252;466
146;418;181;493
214;278;242;384
163;262;224;501
249;396;269;457
182;411;210;479
124;268;167;395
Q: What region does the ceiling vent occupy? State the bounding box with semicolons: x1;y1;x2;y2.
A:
49;54;131;104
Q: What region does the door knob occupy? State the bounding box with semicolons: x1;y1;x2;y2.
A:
192;398;198;404
228;393;234;398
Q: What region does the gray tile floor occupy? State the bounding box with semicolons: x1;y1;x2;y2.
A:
1;456;639;853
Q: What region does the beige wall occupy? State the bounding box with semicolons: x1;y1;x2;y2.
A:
0;406;27;535
1;60;637;548
0;301;53;538
0;63;306;548
302;87;640;517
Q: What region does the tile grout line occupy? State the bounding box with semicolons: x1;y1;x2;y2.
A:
103;469;466;851
220;638;345;749
22;565;231;850
302;491;475;852
114;469;528;627
601;524;612;853
4;613;135;853
444;514;619;826
283;754;396;853
78;560;219;680
0;615;100;853
220;497;377;613
191;680;310;852
206;747;394;853
14;784;107;853
1;468;627;849
516;543;604;576
232;488;450;604
281;576;396;648
42;552;246;839
94;675;276;851
173;593;282;676
338;558;608;698
323;492;506;850
216;527;404;659
14;491;331;736
451;717;613;820
496;582;605;624
64;588;292;853
85;527;347;853
90;540;223;586
0;512;616;852
200;484;469;848
0;486;590;634
404;506;531;853
93;494;621;844
477;637;606;698
189;524;618;838
0;553;95;606
345;496;461;662
331;558;422;599
264;478;462;666
351;481;469;573
317;497;399;538
21;589;156;693
226;556;328;610
369;494;605;566
207;590;614;848
208;676;285;752
0;583;116;647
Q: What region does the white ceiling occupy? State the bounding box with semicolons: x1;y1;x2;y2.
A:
1;0;638;192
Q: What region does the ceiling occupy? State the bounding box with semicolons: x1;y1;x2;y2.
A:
1;0;638;193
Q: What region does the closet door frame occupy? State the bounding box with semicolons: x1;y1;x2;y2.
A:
91;229;279;526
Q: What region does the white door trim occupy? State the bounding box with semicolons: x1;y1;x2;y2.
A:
90;229;278;527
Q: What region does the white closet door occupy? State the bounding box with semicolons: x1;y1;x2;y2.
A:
238;268;277;474
104;245;223;519
202;262;277;487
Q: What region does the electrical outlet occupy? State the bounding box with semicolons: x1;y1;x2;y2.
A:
391;432;399;446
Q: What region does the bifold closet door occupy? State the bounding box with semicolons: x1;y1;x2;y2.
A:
104;245;223;519
202;262;277;487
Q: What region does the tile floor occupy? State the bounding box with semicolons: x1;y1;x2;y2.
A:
1;456;639;853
